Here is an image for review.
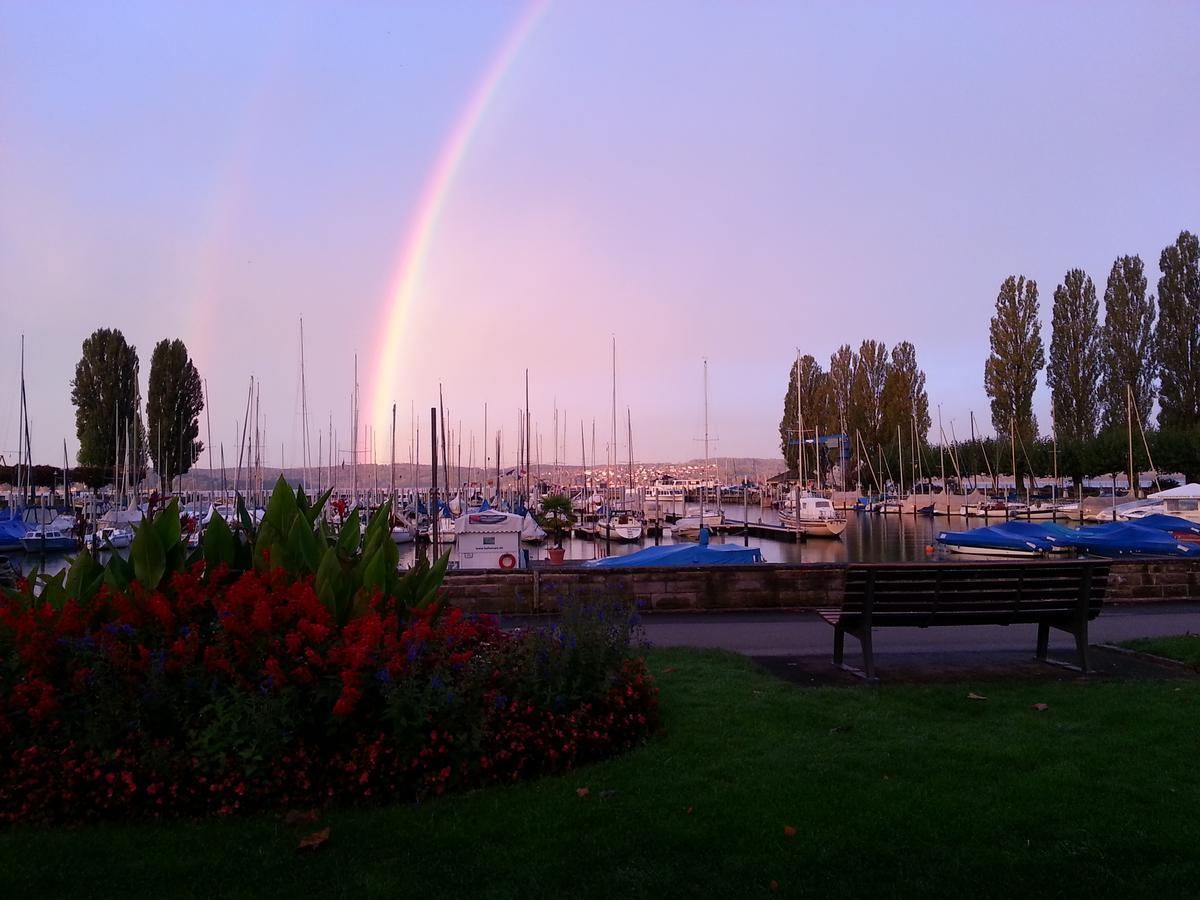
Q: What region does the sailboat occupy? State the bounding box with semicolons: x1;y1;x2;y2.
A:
673;360;724;539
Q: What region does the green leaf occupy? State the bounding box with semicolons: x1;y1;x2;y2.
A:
287;513;319;574
337;509;362;555
203;512;237;569
64;551;104;605
237;494;255;537
305;488;333;526
103;549;134;591
153;499;182;549
130;518;166;589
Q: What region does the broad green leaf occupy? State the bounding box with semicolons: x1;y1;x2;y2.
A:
287;513;319;573
153;499;182;549
130;518;166;589
203;512;236;569
336;509;361;554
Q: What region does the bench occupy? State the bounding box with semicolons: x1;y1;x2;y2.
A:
817;560;1110;679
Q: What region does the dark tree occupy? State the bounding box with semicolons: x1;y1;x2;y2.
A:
147;339;205;491
1100;255;1156;431
1047;268;1102;470
852;340;889;450
880;340;932;451
983;275;1044;493
1155;230;1200;430
70;328;146;470
779;354;832;473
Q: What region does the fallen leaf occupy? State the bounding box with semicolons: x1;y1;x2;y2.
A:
284;809;320;826
297;827;330;851
769;880;781;893
783;825;797;837
1032;703;1050;712
663;667;677;674
576;787;590;798
686;806;694;815
599;789;616;799
967;692;988;701
829;724;853;734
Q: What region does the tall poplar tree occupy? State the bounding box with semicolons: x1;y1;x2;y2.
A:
71;328;146;470
1100;255;1156;431
147;339;205;491
779;354;831;472
1155;230;1200;430
852;340;889;450
983;275;1044;492
1047;269;1101;443
880;340;931;449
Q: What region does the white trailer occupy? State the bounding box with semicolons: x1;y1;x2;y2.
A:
453;511;526;570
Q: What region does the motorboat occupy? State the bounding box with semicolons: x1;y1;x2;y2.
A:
90;526;133;549
779;492;847;538
936;524;1053;557
596;512;643;543
1147;484;1200;524
672;512;724;540
21;524;81;554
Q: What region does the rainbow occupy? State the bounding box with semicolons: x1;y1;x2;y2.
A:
369;0;550;429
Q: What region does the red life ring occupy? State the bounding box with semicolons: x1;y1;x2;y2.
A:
498;553;517;570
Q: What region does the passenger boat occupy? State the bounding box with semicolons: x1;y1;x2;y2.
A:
90;526;133;549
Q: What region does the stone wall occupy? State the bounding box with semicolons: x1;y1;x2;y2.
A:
441;559;1200;614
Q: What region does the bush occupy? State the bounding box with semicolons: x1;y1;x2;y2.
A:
0;484;657;825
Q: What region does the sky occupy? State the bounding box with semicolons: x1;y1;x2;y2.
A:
2;1;1199;471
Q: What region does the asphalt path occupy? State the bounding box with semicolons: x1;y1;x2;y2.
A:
635;603;1200;657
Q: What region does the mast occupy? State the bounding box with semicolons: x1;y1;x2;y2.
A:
702;358;709;522
526;368;533;504
299;317;310;493
1127;383;1136;500
204;379;214;503
352;355;359;506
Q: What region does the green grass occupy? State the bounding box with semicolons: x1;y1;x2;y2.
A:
1120;634;1200;668
3;648;1199;899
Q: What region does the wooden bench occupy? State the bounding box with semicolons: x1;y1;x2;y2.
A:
817;560;1110;679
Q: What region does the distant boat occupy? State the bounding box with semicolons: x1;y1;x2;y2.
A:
520;512;546;544
672;511;724;540
21;518;81;554
91;525;133;549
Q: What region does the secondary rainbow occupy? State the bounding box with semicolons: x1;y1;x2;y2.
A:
369;0;550;430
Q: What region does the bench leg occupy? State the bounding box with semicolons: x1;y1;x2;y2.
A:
1075;620;1089;674
833;625;845;666
860;627;875;680
1036;622;1049;661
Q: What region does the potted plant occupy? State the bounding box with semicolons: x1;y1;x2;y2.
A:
537;494;575;564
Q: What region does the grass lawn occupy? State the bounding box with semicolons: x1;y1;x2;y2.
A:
3;647;1199;899
1120;634;1200;668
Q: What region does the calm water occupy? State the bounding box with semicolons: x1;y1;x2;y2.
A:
4;509;974;579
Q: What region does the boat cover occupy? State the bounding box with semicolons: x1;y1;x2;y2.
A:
1066;522;1200;557
936;525;1054;553
583;542;762;568
1123;514;1200;536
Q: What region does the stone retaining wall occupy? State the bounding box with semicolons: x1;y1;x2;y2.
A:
441;559;1200;614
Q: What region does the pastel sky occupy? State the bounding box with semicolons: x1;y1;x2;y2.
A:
3;1;1198;470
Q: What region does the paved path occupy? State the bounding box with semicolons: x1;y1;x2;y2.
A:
637;603;1200;658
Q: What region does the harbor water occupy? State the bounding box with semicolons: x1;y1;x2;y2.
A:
7;509;982;579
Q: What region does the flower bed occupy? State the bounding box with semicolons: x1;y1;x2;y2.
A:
0;482;656;825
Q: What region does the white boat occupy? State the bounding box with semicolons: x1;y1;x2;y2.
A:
390;524;416;544
91;526;133;549
961;499;1028;518
432;515;457;544
779;492;848;538
938;540;1044;558
596;513;643;543
1143;482;1200;522
672;512;724;539
520;512;546;544
21;524;80;554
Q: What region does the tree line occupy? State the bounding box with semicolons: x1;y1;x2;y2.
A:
69;328;204;490
783;229;1200;488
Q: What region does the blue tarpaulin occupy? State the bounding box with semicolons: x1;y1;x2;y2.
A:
583;537;762;568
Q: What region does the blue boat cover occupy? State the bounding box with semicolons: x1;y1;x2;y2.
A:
1126;514;1200;536
0;508;28;551
1067;523;1200;557
936;525;1054;553
583;542;763;567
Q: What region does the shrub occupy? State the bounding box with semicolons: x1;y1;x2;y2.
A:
0;483;657;825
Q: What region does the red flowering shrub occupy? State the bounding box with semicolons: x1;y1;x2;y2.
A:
0;566;657;824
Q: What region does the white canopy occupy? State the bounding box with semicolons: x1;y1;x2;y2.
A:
1149;482;1200;499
